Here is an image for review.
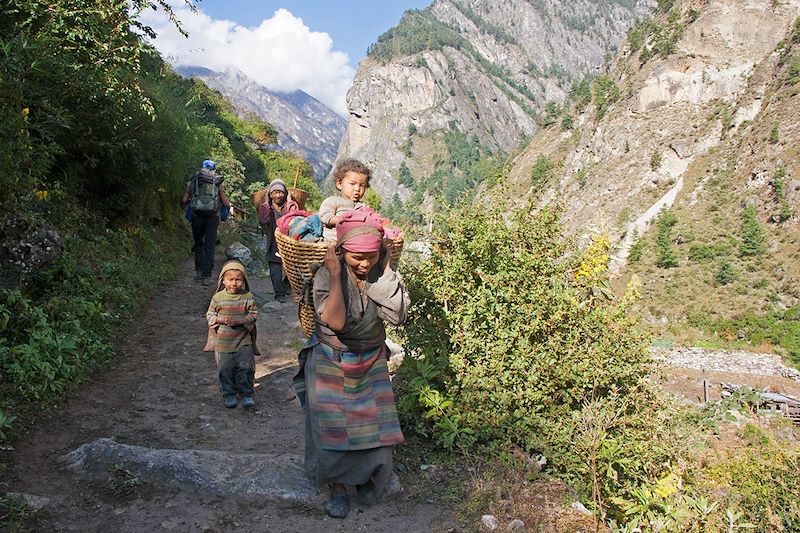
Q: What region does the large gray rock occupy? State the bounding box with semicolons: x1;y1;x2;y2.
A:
62;438;322;505
224;241;252;264
0;215;63;290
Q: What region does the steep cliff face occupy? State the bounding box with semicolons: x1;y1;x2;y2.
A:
179;66;345;179
505;0;800;318
335;0;653;199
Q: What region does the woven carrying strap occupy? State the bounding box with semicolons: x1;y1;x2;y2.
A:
335;226;382;251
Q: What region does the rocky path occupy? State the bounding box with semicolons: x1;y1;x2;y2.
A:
0;258;446;532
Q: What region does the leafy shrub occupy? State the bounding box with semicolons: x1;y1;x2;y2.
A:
0;205;184;442
530;155;554;187
688;242;728;263
569;79;593;112
363;189;382;212
396;201;652;479
542;101;562;127
398;162;414;187
773;165;792;221
693;422;800;531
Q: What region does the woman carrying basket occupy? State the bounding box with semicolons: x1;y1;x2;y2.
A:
293;209;409;519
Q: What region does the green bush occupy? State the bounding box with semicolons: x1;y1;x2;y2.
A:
655;210;678;268
628;231;644;263
592;75;620;119
688;242;729;263
770;122;781;144
530;155;554;187
396;200;652;458
714;258;737;285
739;205;765;257
398;162;414;187
0;203;184;442
650;150;663;171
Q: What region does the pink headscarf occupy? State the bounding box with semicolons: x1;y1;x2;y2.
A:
336;208;384;252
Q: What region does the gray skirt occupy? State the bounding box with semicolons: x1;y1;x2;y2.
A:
303;348;394;500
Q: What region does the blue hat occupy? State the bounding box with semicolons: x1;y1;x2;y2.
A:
202;159;216;170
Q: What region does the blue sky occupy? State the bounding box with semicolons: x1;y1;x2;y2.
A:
140;1;431;115
195;1;431;65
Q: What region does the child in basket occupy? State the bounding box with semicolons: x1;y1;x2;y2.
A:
318;158;371;241
205;260;259;409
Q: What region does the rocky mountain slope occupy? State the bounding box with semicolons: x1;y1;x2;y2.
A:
178;66;345;179
333;0;654;199
504;0;800;323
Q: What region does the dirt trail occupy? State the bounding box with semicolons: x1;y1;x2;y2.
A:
1;258;447;532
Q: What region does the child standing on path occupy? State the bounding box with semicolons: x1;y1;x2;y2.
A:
206;261;258;409
318;159;371;241
293;209;409;519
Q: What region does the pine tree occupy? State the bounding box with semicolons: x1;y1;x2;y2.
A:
739;206;766;257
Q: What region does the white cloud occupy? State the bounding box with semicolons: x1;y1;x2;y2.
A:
137;5;354;115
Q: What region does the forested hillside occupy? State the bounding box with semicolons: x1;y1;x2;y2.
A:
0;0;316;439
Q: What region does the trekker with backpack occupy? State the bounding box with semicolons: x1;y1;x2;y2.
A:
181;160;230;286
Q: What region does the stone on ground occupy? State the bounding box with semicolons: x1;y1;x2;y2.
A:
62;438;322;505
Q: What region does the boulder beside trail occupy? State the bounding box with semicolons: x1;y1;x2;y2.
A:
0;215;63;290
62;438;322;505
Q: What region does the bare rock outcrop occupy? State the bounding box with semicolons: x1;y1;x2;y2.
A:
334;0;654;199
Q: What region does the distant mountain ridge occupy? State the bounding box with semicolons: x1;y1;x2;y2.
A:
176;66;346;179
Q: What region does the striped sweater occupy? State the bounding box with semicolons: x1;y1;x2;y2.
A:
205;290;258;353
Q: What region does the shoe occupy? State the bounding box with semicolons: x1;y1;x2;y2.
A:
275;294;288;303
202;276;213;287
324;494;349;519
241;396;255;408
193;270;203;281
223;396;238;408
356;481;380;506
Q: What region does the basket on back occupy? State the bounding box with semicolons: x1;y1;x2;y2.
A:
274;230;331;337
275;230;405;337
288;188;308;210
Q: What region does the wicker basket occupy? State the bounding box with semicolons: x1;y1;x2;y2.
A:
288;187;308;210
252;188;268;212
274;230;331;337
275;230;405;337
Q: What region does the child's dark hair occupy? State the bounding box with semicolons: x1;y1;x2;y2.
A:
332;158;372;185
